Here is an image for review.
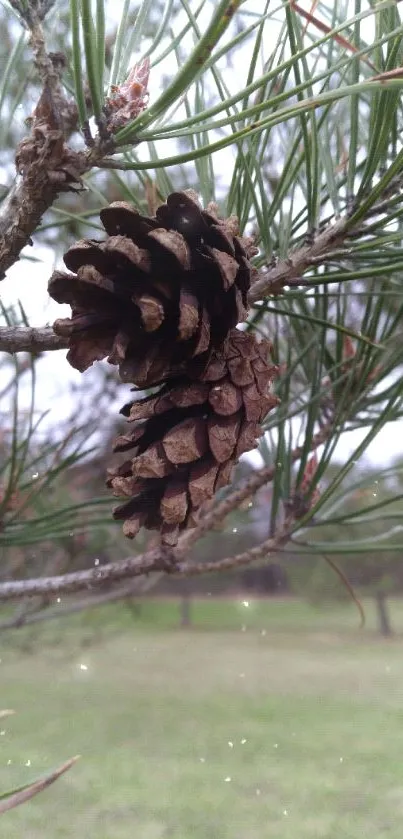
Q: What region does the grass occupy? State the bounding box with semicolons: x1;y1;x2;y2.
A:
1;596;403;838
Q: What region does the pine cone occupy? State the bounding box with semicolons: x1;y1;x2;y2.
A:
48;191;257;387
108;330;279;545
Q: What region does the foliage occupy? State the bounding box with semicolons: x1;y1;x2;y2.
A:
288;458;403;632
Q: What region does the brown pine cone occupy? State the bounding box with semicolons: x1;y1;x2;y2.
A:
48;191;257;387
108;330;279;545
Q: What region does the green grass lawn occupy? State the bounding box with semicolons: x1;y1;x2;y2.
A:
1;597;403;838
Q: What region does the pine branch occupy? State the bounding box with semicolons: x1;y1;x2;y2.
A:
0;6;116;279
0;574;160;630
249;199;403;301
0;325;67;353
249;219;348;300
0;123;117;279
0;519;294;601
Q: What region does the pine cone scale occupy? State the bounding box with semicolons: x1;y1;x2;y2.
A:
188;458;219;507
162;417;209;464
147;228;191;270
160;481;188;525
208;413;241;463
178;288;200;340
136;295;164;331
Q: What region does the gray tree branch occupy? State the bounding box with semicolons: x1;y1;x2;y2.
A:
0;325;67;353
0;573;161;630
0;520;293;601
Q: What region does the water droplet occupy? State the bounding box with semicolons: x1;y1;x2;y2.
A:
228;741;234;748
248;502;253;508
242;600;249;608
79;663;88;671
25;759;31;767
56;597;61;604
232;527;238;533
224;776;231;783
94;558;100;566
372;492;377;497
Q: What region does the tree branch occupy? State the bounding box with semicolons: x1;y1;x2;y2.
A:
0;325;67;354
0;519;294;601
0;573;160;630
0;15;115;280
249;218;350;301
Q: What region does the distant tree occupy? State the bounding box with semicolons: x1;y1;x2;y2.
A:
291;463;403;636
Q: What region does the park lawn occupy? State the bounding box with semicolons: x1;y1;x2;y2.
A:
0;597;403;838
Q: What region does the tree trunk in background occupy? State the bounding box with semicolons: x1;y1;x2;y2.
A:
179;579;192;627
374;591;393;637
125;598;142;618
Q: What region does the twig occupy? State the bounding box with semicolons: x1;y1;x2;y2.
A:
249;219;350;300
29;16;60;92
0;520;294;601
178;519;293;575
0;574;160;630
0;5;116;280
0;325;67;354
0;755;80;814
